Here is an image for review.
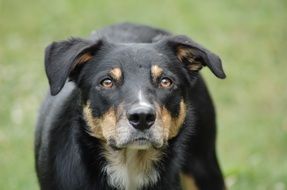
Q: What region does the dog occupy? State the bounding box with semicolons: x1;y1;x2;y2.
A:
35;23;226;190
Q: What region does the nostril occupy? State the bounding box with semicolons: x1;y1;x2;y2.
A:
128;114;140;125
146;113;155;125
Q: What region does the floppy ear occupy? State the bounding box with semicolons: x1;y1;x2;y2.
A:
167;35;226;79
45;38;103;95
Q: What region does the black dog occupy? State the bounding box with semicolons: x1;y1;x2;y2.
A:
35;23;226;190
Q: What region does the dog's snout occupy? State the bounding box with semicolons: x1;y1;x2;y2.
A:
127;106;156;130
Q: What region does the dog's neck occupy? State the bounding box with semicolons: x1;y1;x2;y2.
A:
102;145;161;190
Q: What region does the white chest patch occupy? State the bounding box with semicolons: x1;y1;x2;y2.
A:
103;148;160;190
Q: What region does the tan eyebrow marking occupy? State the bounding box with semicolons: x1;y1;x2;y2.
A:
151;65;163;81
110;67;122;81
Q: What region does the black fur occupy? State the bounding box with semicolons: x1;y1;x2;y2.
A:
35;23;225;190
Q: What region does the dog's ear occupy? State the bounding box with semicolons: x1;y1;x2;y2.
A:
45;38;103;95
166;35;226;79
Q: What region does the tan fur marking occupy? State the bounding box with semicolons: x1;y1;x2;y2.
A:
83;101;117;140
136;149;162;172
180;173;198;190
76;53;93;64
110;67;122;81
177;46;203;71
151;65;163;81
187;61;203;71
161;100;187;139
177;46;191;62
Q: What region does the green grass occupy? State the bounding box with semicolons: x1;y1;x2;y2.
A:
0;0;286;189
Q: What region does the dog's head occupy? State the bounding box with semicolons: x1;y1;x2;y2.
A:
45;35;225;150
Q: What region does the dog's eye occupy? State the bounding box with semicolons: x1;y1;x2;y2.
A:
100;78;113;88
160;77;173;88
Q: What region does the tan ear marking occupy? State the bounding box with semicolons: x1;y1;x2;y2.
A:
177;46;191;62
76;53;93;65
176;46;203;71
187;61;203;71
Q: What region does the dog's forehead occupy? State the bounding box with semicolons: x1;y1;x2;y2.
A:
104;43;170;70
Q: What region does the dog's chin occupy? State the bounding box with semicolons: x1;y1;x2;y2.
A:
126;138;152;150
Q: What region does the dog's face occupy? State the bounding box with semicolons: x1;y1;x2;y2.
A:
45;36;225;150
80;44;189;149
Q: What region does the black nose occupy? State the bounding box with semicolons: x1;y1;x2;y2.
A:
127;107;156;130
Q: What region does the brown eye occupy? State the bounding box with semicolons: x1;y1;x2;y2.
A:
160;77;173;88
100;78;113;88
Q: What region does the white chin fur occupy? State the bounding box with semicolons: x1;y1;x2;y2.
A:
104;146;159;190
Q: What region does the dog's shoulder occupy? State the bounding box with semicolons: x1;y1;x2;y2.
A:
35;82;78;153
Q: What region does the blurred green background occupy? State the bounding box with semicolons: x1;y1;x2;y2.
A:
0;0;286;189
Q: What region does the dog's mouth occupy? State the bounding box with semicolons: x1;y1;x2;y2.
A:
127;137;151;149
108;136;164;150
